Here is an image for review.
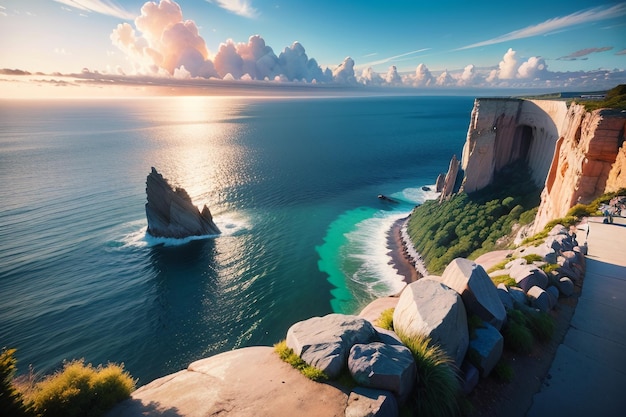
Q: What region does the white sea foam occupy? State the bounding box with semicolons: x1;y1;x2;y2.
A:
111;213;251;248
342;185;439;298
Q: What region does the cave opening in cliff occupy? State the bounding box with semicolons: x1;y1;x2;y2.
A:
515;125;534;162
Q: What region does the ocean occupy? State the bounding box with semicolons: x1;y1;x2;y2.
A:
0;95;473;384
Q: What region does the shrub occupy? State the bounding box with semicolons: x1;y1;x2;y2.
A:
0;348;33;417
522;254;543;263
493;359;515;383
273;340;328;382
396;331;460;417
503;310;533;354
28;360;135;417
490;274;516;288
526;310;555;342
375;308;395;331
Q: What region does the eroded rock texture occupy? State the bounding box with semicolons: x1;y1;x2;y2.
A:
145;167;220;238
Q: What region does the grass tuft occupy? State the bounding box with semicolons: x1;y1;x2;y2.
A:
273;340;328;382
503;310;534;354
375;308;395;331
490;274;516;288
26;359;135;417
526;310;555;342
493;359;515;383
397;330;461;417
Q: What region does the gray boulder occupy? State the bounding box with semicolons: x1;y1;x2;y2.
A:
496;284;514;310
345;387;398;417
145;167;221;238
349;342;416;404
393;278;469;366
545;233;576;253
510;264;548;292
557;276;575;297
527;286;550;313
546;286;560;309
375;328;404;347
508;286;528;306
285;314;377;379
440;258;506;330
460;362;480;395
468;322;503;377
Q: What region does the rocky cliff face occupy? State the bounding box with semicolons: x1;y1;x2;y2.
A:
533;105;626;232
460;98;567;194
145;167;221;238
442;97;625;234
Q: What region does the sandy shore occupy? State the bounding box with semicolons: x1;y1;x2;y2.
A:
386;216;421;284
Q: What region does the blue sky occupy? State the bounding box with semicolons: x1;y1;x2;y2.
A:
1;0;625;94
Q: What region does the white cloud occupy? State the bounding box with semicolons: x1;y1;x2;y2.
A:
207;0;258;18
359;67;383;86
385;66;402;85
517;56;547;79
497;48;518;79
411;63;434;87
332;57;356;84
436;70;455;86
458;64;476;86
457;3;626;51
53;0;135;20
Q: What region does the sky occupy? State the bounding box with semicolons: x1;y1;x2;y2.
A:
1;0;625;96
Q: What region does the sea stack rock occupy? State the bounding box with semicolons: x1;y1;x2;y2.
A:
145;167;221;238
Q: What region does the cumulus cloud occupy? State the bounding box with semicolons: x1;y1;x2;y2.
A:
359;67;384;85
411;63;434;87
517;56;547;79
332;57;357;84
458;64;476;86
436;70;455;86
111;1;344;83
497;48;518;79
385;66;402;85
558;46;613;61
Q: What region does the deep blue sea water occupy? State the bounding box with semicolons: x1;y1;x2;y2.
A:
0;95;473;384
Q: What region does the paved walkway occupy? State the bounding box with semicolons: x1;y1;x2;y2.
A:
527;217;626;417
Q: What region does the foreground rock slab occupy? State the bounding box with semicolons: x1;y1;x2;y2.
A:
145;167;220;238
106;346;347;417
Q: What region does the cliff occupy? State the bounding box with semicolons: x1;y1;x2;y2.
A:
533;105;626;232
442;96;626;233
460;98;567;194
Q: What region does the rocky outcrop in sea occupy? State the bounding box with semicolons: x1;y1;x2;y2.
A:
145;167;220;238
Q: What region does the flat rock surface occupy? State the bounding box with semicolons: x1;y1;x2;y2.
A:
106;346;348;417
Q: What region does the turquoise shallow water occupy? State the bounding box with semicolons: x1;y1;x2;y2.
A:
0;95;473;383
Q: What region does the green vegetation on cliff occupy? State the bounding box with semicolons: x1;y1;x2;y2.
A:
576;84;626;111
407;161;540;274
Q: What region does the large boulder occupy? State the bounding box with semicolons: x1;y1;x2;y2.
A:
286;314;377;379
510;264;549;292
440;258;506;330
348;342;416;404
468;322;503;377
527;286;550;312
145;167;221;238
393;278;469;366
